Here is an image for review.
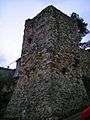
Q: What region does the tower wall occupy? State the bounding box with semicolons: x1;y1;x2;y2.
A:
5;6;89;120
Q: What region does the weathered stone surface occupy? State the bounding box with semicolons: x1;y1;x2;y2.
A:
5;5;89;120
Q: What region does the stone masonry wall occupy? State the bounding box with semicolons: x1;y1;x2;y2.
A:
5;6;89;120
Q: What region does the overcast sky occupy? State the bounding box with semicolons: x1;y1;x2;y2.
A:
0;0;90;69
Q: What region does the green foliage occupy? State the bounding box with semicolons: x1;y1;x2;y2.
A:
0;68;17;118
80;40;90;50
71;12;89;38
82;75;90;100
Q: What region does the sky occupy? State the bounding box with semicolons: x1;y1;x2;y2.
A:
0;0;90;69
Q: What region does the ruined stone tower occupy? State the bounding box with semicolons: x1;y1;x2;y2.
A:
5;6;89;120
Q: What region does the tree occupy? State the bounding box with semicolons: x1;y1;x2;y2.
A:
80;40;90;50
71;12;89;38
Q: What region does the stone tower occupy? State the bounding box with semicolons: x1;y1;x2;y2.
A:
5;6;89;120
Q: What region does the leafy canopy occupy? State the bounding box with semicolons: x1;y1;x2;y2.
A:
71;12;89;38
80;40;90;50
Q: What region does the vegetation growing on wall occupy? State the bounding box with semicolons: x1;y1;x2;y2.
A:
80;40;90;50
82;75;90;100
71;12;89;39
0;67;17;118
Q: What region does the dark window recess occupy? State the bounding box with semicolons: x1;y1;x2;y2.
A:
62;67;67;75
